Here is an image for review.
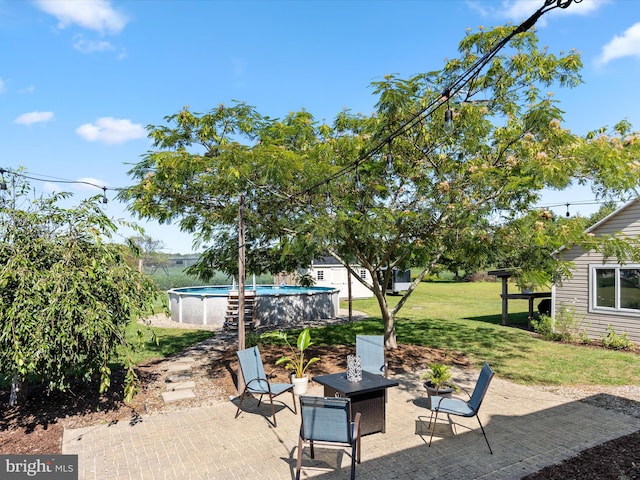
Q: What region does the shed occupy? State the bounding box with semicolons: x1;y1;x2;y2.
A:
554;198;640;344
303;256;374;300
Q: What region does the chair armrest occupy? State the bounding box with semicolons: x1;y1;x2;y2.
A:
457;385;472;399
245;377;272;393
352;412;362;439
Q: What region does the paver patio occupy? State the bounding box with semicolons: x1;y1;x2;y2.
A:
62;369;640;480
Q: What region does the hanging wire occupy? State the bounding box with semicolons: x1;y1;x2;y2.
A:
288;0;582;204
1;1;584;216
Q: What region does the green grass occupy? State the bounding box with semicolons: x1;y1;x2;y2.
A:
117;321;215;365
263;281;639;387
117;280;638;388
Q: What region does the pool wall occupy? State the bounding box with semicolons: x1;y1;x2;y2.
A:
167;286;340;329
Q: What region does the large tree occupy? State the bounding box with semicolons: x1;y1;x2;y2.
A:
122;25;640;348
0;180;159;405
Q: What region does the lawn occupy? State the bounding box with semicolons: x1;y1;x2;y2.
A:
131;280;639;388
307;281;640;386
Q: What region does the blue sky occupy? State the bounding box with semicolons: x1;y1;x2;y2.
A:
2;0;640;253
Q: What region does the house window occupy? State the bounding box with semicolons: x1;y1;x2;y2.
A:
592;265;640;313
359;269;367;279
317;270;324;281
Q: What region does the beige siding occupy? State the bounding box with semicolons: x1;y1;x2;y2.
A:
554;199;640;344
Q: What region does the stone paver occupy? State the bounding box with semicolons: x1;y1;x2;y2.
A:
161;389;197;403
63;369;640;480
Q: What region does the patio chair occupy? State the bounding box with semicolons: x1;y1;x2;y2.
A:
235;346;296;427
427;362;495;453
356;334;388;377
296;396;362;480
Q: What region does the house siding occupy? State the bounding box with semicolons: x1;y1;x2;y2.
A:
554;199;640;344
304;261;374;300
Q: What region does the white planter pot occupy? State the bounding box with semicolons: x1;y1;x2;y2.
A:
291;374;309;395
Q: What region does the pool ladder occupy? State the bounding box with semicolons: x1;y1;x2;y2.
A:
223;291;256;330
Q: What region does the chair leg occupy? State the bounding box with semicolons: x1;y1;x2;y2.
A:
476;414;493;454
268;393;277;427
350;443;357;480
291;389;298;414
295;434;304;480
235;390;246;419
428;409;440;447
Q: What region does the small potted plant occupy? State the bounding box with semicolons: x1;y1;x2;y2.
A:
261;328;320;395
421;363;458;406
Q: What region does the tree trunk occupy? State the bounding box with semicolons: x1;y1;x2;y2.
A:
371;283;398;349
9;372;23;407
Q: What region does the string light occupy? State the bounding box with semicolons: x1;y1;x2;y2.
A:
444;106;454;134
1;1;585;217
0;167;120;198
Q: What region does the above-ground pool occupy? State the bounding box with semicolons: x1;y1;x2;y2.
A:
167;285;340;329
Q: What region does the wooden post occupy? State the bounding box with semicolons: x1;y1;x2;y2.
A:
238;194;246;351
237;195;246;395
501;276;509;326
347;262;353;322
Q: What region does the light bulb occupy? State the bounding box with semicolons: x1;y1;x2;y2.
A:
444;108;454;134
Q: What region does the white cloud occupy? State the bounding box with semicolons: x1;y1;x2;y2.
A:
498;0;608;26
596;22;640;66
73;35;115;54
18;85;35;94
75;177;109;192
14;111;54;125
75;117;146;144
35;0;128;35
0;78;6;94
42;181;61;193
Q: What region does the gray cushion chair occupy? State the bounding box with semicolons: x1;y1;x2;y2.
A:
427;362;495;453
296;396;362;480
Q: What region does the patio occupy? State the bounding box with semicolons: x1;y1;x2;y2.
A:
62;368;640;480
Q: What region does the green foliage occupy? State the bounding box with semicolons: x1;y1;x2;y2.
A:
122;25;640;349
260;328;320;378
531;315;558;341
420;363;458;392
0;181;160;404
601;326;636;351
531;304;588;343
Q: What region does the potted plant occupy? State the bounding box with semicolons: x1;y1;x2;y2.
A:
261;328;320;395
421;363;458;406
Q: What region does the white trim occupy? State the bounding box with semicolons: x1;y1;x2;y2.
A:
589;263;640;316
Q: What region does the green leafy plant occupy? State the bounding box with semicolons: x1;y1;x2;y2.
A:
261;328;320;378
420;363;458;393
0;179;160;406
601;326;636;351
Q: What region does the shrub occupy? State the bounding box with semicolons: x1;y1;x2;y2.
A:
601;326;636;351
